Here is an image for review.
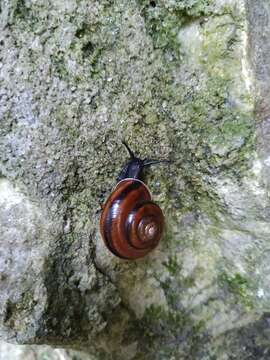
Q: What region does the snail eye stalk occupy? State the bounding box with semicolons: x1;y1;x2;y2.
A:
143;159;170;167
122;141;135;159
122;141;170;165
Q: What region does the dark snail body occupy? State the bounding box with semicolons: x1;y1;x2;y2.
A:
100;142;166;260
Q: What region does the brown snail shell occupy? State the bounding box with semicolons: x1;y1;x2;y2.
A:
100;178;164;260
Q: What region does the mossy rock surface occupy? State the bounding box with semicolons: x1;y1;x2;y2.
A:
0;0;270;359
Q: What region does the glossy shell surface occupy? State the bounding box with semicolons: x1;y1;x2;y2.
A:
100;178;164;259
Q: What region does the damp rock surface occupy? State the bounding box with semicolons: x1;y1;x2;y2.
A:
0;0;270;359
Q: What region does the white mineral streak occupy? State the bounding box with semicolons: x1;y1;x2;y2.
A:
0;179;24;207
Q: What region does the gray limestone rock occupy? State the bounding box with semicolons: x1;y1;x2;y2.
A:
0;341;92;360
0;0;270;359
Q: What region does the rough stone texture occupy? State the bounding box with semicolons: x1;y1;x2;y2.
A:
0;341;92;360
0;0;270;359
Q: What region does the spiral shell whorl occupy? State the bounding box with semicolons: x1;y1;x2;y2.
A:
139;217;158;241
100;179;164;259
127;202;163;250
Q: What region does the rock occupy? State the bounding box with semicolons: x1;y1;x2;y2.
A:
0;341;92;360
0;0;270;359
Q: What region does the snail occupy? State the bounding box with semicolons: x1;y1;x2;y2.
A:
100;142;167;260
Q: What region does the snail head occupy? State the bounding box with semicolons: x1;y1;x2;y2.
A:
117;141;170;181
